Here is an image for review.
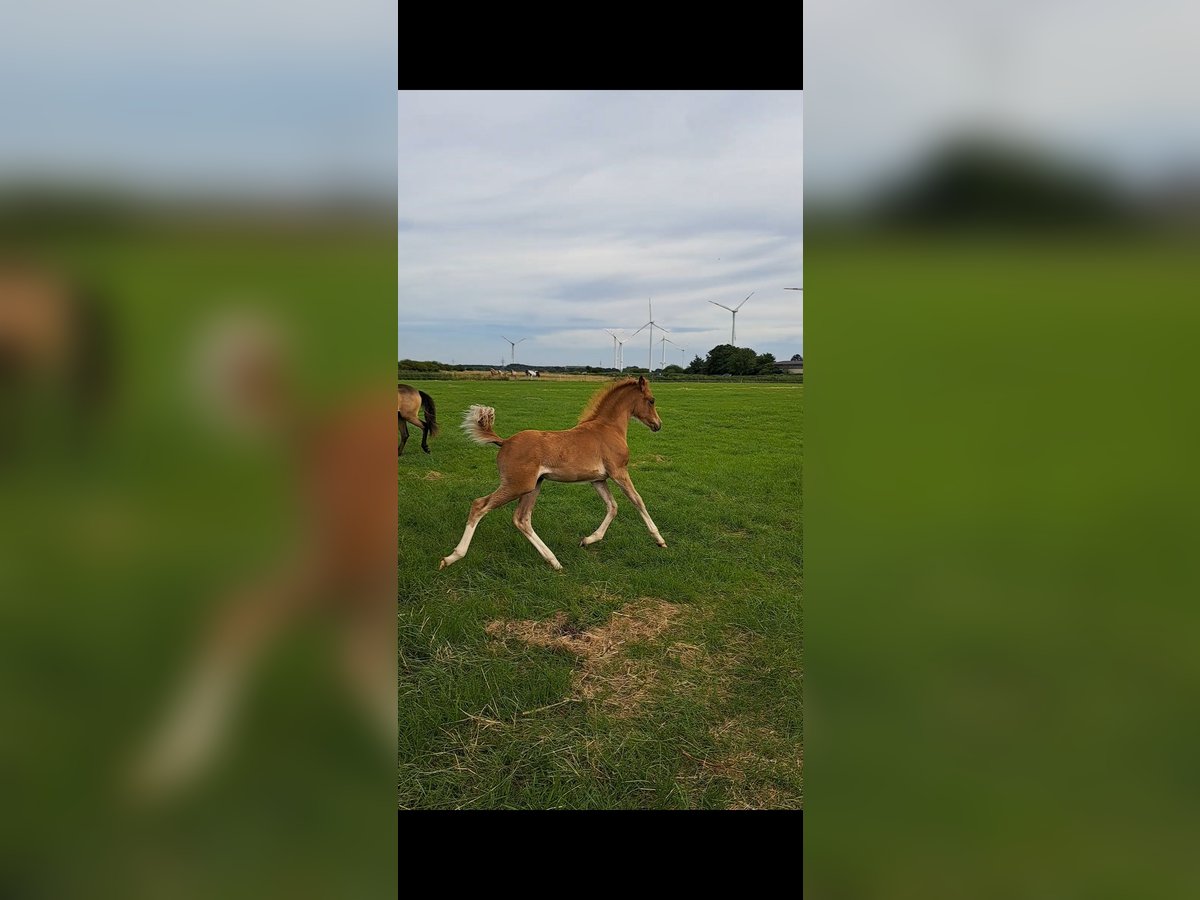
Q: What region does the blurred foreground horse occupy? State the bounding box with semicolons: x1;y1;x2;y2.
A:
130;313;394;800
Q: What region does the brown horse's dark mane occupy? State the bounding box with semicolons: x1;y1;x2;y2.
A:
577;378;640;424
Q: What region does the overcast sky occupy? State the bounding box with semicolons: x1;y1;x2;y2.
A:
397;91;804;369
0;1;396;196
805;0;1200;201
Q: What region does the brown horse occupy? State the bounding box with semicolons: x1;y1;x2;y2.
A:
0;260;112;450
397;383;438;454
439;376;666;571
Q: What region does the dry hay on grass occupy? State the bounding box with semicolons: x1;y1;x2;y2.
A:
485;603;802;808
690;720;804;810
485;598;681;717
400;469;447;482
666;634;803;809
629;454;669;469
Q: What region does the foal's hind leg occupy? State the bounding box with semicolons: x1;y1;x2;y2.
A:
512;482;562;570
580;479;618;547
438;484;525;570
610;469;667;548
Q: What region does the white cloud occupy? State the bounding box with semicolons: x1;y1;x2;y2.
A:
398;91;804;367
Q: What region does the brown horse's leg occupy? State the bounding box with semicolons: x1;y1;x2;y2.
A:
438;484;525;570
580;479;618;547
512;482;562;570
401;413;427;454
398;414;408;455
610;470;667;548
420;419;430;453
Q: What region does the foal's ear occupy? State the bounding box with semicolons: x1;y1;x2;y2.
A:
637;375;647;391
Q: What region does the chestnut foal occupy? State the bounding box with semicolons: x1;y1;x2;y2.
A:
439;376;667;571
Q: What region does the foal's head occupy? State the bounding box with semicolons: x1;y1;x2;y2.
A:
631;376;661;432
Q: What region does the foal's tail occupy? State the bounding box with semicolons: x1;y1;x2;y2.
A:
460;405;504;447
418;390;439;437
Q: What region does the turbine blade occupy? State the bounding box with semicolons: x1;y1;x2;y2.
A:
735;291;754;311
631;322;651;337
709;301;735;312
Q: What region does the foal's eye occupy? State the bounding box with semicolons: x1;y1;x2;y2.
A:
648;398;655;405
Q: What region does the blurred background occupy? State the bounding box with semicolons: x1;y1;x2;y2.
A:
9;0;1200;890
805;0;1200;896
0;3;397;897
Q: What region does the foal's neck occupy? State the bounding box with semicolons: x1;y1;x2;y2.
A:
589;392;637;438
593;411;631;439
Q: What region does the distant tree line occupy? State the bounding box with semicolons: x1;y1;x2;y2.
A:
399;348;797;378
398;359;463;373
685;344;780;376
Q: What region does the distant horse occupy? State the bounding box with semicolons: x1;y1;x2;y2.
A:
439;376;666;571
527;370;539;378
397;384;438;455
0;260;112;451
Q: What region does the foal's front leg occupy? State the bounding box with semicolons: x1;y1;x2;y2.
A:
610;470;667;548
398;414;408;455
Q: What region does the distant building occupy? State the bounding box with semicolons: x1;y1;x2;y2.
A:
778;355;804;375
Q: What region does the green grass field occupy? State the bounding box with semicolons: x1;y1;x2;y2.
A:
1;222;398;897
398;379;803;809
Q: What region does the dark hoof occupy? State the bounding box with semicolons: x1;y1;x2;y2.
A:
422;446;431;454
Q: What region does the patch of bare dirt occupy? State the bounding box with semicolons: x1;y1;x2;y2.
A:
485;598;681;716
423;471;445;480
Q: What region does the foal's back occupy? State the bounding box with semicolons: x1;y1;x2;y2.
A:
498;420;625;486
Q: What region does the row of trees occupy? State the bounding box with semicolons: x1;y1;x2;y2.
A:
401;346;801;377
398;359;464;372
685;344;780;376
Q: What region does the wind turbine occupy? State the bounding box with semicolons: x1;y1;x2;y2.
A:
604;329;627;371
658;334;673;370
708;291;754;345
630;298;668;372
662;335;685;369
669;339;687;368
501;335;526;369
